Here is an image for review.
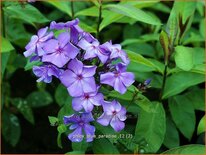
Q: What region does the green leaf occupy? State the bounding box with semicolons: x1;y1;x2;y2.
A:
55;84;72;107
161;144;205;154
24;58;42;71
57;124;67;133
163;116;179;149
162;72;205;99
46;1;71;16
92;137;119;154
48;116;59;126
184;88;205;111
135;102;166;153
127;50;163;74
174;46;194;71
159;30;169;64
79;22;96;33
58;102;74;123
104;4;162;26
197;115;205;135
72;140;89;152
76;6;110;17
26;91;53;107
199;19;205;38
11;98;34;124
173;1;196;25
1;36;14;76
2;111;21;147
169;95;195;140
1;36;14;53
4;4;49;26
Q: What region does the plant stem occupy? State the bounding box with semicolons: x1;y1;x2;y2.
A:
159;64;168;100
71;1;74;19
96;0;102;40
126;91;138;110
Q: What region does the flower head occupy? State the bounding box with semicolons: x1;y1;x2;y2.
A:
24;27;53;57
72;89;104;112
103;41;129;65
97;100;126;132
42;32;79;68
60;59;97;97
78;39;110;64
64;112;95;142
33;64;62;83
100;63;135;94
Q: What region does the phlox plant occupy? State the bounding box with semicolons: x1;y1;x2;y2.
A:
23;18;135;143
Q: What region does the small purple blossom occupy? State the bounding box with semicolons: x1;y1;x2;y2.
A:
72;89;104;112
60;59;97;97
64;113;95;142
100;63;135;94
33;64;62;83
97;100;126;132
42;32;79;68
103;41;130;65
24;27;53;57
78;39;110;64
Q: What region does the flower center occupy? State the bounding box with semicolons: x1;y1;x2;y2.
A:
56;47;63;54
84;94;90;100
112;111;117;115
114;72;120;78
78;121;84;126
77;74;83;80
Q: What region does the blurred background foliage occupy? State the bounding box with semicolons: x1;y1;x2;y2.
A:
1;0;205;154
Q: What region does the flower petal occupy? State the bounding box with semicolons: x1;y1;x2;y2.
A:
84;124;95;142
97;113;112;126
114;78;127;94
120;72;135;87
100;72;115;87
63;114;80;124
82;100;94;112
82;66;97;77
81;77;96;93
110;117;125;132
68;59;83;75
117;107;127;121
43;39;58;54
68;127;83;142
67;80;84;97
37;27;48;38
60;70;77;87
89;93;104;106
42;52;70;68
58;32;70;48
81;112;94;122
112;100;122;112
64;42;79;59
72;97;83;111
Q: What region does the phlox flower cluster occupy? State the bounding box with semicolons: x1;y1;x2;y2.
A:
24;18;135;142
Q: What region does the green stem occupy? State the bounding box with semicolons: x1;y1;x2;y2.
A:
126;91;138;110
159;64;168;100
71;1;74;19
96;0;102;40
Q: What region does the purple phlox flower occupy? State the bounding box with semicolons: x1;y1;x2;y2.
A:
24;27;53;57
50;18;83;44
144;79;152;86
100;63;135;94
42;32;79;68
103;41;130;65
27;0;36;2
78;39;110;64
50;18;79;30
72;87;104;112
64;112;95;142
33;64;62;83
97;100;126;132
60;59;97;97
